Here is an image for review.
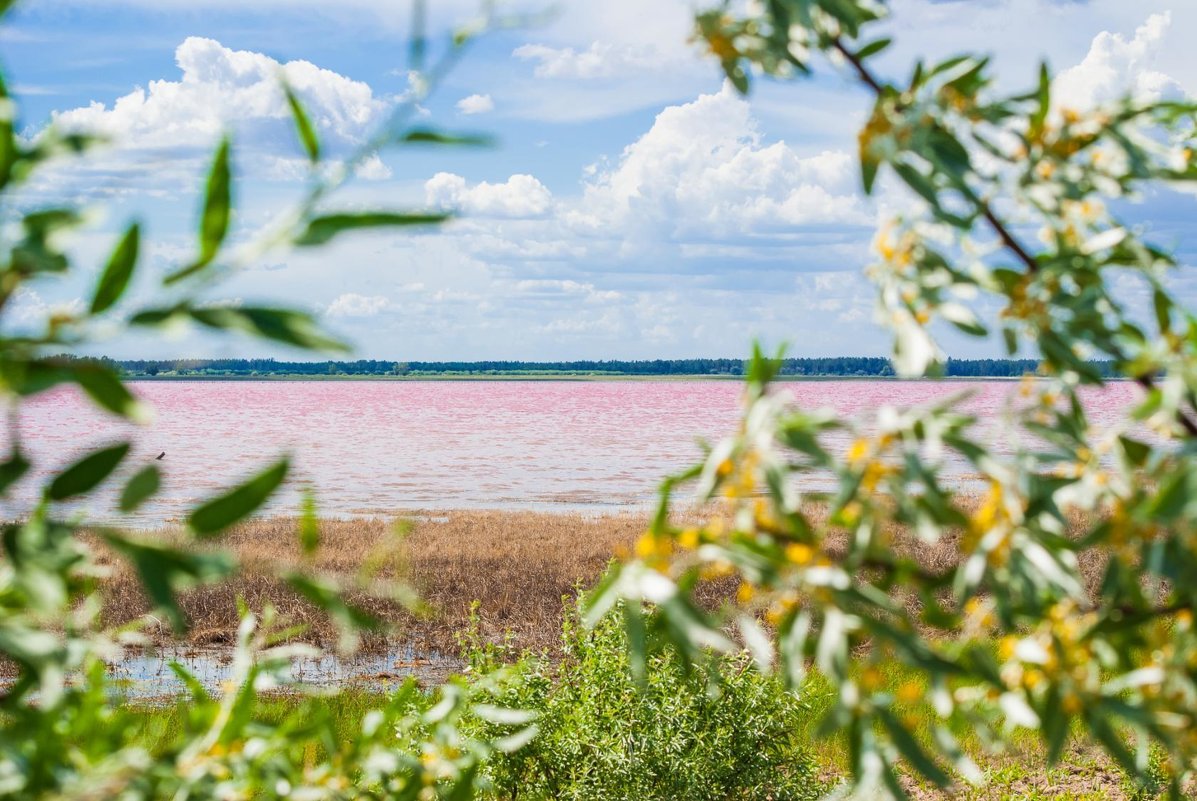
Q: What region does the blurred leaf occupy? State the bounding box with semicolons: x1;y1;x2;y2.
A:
166;137;231;284
856;38;891;60
48;442;130;500
90;223;140;314
189;458;289;537
283;571;381;650
0;71;16;190
283;83;320;163
72;363;143;419
119;465;160;513
104;533;235;632
299;488;319;556
190;306;348;352
878;708;952;787
295;212;449;247
0;449;29;495
402;128;494;147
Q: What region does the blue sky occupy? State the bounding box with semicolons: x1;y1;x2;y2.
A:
4;0;1197;361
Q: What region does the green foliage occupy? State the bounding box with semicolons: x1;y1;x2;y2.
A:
0;3;537;798
591;1;1197;798
460;600;825;801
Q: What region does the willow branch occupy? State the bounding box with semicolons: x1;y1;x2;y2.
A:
831;37;1197;439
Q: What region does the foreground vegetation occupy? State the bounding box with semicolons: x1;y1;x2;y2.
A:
88;510;1150;798
5;0;1197;797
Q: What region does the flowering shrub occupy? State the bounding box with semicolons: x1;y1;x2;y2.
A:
592;1;1197;797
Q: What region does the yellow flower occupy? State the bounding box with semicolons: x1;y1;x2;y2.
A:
634;532;672;561
1061;693;1082;715
785;543;814;566
861;666;884;692
677;528;700;550
736;581;756;605
998;635;1018;662
846;437;870;467
897;681;923;705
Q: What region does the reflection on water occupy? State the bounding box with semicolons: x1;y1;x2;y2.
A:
107;644;459;700
2;379;1138;524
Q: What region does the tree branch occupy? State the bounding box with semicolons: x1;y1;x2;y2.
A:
830;36;1197;439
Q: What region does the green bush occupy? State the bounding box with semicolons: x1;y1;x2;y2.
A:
462;601;825;801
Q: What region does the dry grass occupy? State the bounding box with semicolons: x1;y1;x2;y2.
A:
92;501;1111;657
96;511;653;654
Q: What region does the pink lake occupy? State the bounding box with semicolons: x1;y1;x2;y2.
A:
1;379;1139;524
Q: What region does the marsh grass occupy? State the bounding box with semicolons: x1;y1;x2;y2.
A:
95;511;656;653
92;501;1110;655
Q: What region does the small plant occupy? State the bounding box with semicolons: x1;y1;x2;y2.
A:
462;597;825;801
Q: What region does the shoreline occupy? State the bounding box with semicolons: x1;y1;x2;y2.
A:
120;373;1060;382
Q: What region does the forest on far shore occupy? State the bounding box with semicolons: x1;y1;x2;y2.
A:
78;356;1120;378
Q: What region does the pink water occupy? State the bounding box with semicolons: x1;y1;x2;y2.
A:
1;379;1138;524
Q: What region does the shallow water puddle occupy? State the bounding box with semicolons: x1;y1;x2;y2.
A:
105;644;461;700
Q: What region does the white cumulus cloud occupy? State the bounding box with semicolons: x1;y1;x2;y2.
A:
567;83;870;241
46;36;390;180
425;172;553;218
513;41;676;80
326;293;392;318
455;93;494;114
1054;13;1181;110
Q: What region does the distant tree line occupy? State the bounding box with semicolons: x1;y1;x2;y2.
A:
61;356;1121;378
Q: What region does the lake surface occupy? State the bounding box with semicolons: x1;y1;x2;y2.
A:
2;379;1138;525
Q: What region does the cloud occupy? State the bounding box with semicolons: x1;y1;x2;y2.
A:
513;41;678;80
566;83;870;242
45;36;391;182
1053;13;1181;109
455;92;494;115
326;292;392;317
425;172;553;218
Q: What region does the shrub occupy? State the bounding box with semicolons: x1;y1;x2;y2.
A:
462;600;825;801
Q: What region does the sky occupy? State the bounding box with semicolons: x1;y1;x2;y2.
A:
3;0;1197;361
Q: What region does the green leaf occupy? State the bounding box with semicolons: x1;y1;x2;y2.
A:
48;442;130;500
878;708;953;788
283;83;320;163
72;363;144;419
0;450;29;496
189;458;289;537
299;488;319;556
0;72;16;190
189;306;348;352
401;128;494;147
119;465;160;512
1030;62;1050;139
90;222;140;314
295;212;450;247
283;572;381;650
856;38;892;60
166;137;231;284
104;533;235;632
